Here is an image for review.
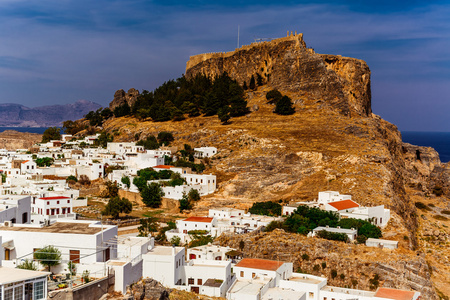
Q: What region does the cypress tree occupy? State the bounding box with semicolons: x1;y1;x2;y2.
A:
249;75;256;90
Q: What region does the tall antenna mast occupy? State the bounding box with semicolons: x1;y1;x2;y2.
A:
237;25;240;48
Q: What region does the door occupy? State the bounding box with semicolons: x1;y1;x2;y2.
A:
70;250;80;263
190;286;199;293
104;248;110;262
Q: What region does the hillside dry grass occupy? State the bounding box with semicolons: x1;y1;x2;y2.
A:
97;85;447;298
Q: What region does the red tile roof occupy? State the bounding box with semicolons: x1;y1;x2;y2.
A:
183;217;213;223
39;196;70;200
328;199;359;211
374;288;416;300
153;165;173;169
21;160;29;164
235;258;284;271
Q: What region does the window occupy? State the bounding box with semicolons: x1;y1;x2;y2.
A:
309;292;314;298
46;209;49;215
252;273;256;278
14;286;23;300
197;279;202;285
188;278;194;285
47;201;49;205
34;281;45;299
57;201;59;204
240;271;244;277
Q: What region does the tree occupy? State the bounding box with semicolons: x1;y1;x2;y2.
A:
136;135;159;150
248;201;282;216
188;189;200;202
157;131;174;146
35;157;54;167
121;176;131;189
102;196;132;219
138;218;159;237
249;75;256;90
256;73;263;86
113;103;131;117
141;182;165;208
266;89;283;104
188;232;214;248
17;259;38;271
274;95;295;115
42;127;61;143
168;172;185;187
170;236;181;246
66;175;78;184
217;106;230;124
179;192;193;212
97;132;113;148
103;181;119;198
34;245;61;273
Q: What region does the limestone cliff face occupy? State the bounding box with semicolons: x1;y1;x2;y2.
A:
186;33;371;117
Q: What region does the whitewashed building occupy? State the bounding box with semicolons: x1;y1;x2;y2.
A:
194;147;217;158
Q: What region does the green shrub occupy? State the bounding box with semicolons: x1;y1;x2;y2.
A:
248;201;282;216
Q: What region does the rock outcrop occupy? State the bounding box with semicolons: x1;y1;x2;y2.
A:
126;278;171;300
109;88;140;110
186;32;371;117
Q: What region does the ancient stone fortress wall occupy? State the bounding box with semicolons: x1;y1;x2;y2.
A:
186;31;307;71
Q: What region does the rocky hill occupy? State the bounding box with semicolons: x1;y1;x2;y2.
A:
0;99;102;127
79;33;449;298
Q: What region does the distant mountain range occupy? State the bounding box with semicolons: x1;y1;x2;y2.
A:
0;100;102;127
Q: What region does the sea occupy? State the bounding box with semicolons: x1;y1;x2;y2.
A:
0;127;49;134
402;131;450;163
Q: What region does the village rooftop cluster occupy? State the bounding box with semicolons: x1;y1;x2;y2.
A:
0;134;418;300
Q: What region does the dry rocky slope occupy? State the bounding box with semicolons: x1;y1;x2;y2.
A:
97;33;449;298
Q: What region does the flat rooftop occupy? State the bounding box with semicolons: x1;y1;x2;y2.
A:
0;222;103;234
228;277;271;296
235;258;284;271
147;246;183;256
0;267;49;284
203;279;223;288
289;275;323;284
262;287;305;300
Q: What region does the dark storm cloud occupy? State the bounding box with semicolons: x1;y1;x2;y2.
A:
0;0;449;131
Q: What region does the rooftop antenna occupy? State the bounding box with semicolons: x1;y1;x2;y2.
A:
237;25;240;48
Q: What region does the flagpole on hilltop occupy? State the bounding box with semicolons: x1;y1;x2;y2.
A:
237;25;240;48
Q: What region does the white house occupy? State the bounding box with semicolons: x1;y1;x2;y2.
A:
318;191;352;205
31;196;75;223
142;246;186;287
339;205;391;228
166;216;218;244
186;244;240;261
0;196;31;225
311;226;358;241
208;208;245;219
0;220;118;274
183;259;232;297
20;160;37;175
194;147;217;158
365;238;398;250
324;199;360;212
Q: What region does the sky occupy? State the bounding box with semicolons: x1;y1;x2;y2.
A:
0;0;449;132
